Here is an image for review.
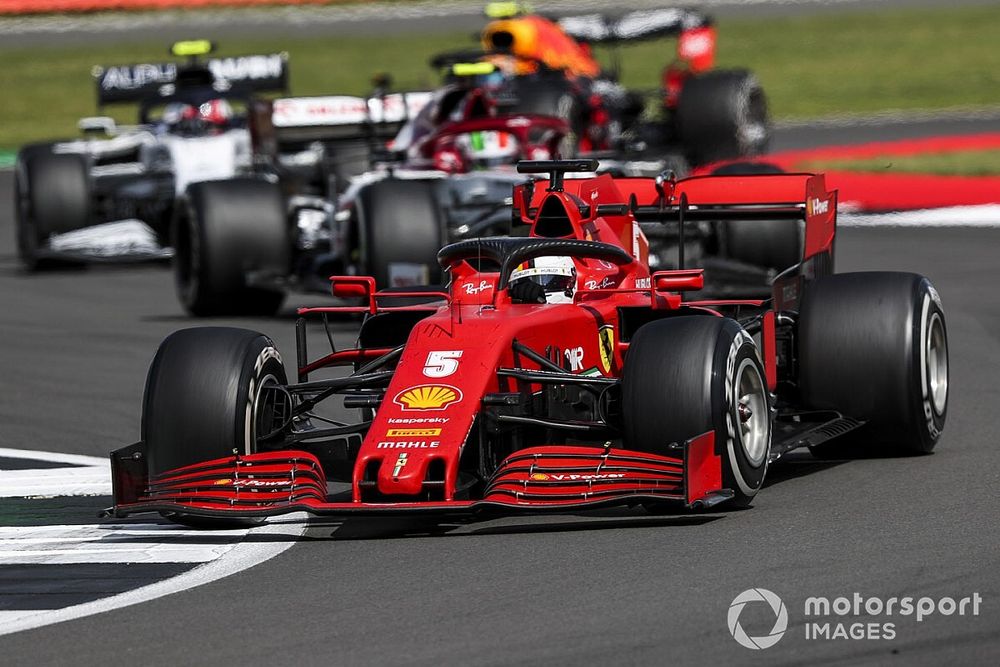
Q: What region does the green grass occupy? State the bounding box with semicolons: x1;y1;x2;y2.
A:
801;149;1000;177
1;4;999;151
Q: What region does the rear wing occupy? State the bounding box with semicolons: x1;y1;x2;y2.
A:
269;92;434;143
516;164;837;265
616;172;836;262
557;7;711;43
93;52;289;105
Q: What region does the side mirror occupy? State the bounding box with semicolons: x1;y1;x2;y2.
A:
653;269;704;293
78;116;117;136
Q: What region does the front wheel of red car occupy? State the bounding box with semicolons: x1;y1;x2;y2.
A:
622;316;771;507
142;327;288;528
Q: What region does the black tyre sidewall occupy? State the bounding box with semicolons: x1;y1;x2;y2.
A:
175;179;288;316
911;279;948;451
677;70;769;165
715;324;771;501
142;327;287;477
356;179;444;288
13;164;39;267
25;152;90;235
711;161;800;270
799;272;947;454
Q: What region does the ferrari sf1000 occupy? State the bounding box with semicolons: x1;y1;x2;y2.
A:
109;160;948;525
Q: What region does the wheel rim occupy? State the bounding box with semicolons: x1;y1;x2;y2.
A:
926;312;948;415
739;88;768;154
251;373;290;452
735;358;769;466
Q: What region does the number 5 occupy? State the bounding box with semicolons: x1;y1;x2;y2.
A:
423;350;462;378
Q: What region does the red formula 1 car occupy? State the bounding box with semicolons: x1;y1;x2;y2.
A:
109;160;948;525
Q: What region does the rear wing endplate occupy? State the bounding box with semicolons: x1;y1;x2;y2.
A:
557;8;710;43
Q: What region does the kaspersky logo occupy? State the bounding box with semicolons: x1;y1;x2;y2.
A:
728;588;788;649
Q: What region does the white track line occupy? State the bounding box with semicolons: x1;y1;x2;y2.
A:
0;515;307;637
0;449;308;636
0;447;106;468
840;205;1000;228
0;467;112;498
0;523;252;564
0;447;111;498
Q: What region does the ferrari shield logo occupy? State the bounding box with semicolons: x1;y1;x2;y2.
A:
598;325;614;374
393;452;408;477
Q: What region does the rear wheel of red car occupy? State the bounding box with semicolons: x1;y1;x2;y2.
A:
174;179;288;317
622;316;771;507
142;327;288;528
799;272;948;456
711;162;802;272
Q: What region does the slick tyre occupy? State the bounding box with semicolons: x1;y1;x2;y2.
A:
356;179;444;288
712;162;801;271
504;79;581;156
799;272;948;455
142;327;288;528
175;178;288;317
15;147;90;270
328;139;371;192
677;70;769;165
622;316;771;507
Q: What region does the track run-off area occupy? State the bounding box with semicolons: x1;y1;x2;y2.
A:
0;115;998;663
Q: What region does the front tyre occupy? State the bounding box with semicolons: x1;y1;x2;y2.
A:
15;146;90;271
142;327;288;527
622;316;771;507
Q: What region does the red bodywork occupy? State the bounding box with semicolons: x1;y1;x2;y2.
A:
111;168;837;520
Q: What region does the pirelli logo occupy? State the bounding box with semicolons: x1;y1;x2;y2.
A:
386;428;442;437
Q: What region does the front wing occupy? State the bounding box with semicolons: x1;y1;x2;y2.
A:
107;432;730;520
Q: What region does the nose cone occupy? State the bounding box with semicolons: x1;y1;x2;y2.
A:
376;449;432;496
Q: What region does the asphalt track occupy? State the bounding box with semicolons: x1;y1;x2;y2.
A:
1;119;999;663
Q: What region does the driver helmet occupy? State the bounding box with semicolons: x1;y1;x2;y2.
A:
197;98;234;129
162;102;197;128
509;255;577;303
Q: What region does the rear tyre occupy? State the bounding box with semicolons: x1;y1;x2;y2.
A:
142;327;288;528
712;162;801;271
15;147;90;270
175;178;288;317
799;272;948;455
504;79;581;156
677;70;769;165
622;316;771;507
356;179;444;288
327;139;371;192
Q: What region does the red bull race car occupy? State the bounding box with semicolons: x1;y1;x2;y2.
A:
108;160;948;525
